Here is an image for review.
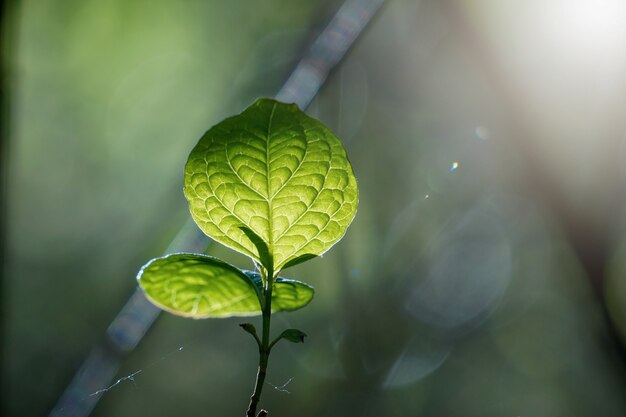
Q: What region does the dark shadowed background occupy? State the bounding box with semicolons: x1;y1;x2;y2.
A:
3;1;626;416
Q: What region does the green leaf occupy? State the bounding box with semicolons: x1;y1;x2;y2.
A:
184;98;358;272
137;253;260;318
239;322;258;336
137;253;314;318
243;271;315;313
239;322;260;346
275;329;307;345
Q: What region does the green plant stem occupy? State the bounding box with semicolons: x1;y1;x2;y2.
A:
246;269;274;417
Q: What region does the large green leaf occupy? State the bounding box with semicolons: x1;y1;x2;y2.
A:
184;98;358;272
137;253;314;318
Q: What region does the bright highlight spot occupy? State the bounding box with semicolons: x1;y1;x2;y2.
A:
537;0;626;66
450;162;459;172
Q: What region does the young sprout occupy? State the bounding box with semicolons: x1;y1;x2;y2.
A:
137;98;358;416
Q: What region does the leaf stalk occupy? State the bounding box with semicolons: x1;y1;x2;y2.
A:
245;267;275;417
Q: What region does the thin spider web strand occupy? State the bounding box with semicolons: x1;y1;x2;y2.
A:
55;345;186;415
266;376;295;394
87;346;184;398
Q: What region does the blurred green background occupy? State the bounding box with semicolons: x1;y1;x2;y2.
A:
3;0;626;416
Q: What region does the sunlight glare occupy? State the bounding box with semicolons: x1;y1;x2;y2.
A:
542;0;626;64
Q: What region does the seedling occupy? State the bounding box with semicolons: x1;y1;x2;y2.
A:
137;98;358;416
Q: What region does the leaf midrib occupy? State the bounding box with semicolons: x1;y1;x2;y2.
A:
265;102;277;268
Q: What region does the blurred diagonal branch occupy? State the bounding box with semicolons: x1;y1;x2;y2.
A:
48;1;385;416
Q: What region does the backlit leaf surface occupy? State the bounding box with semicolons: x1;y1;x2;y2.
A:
138;253;314;318
184;98;358;271
244;271;315;313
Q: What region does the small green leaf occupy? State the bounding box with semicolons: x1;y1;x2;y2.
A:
243;271;315;313
137;253;314;318
278;329;307;344
184;98;358;272
137;253;260;318
239;322;258;336
239;323;260;346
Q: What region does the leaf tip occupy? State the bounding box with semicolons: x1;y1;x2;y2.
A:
239;322;258;335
